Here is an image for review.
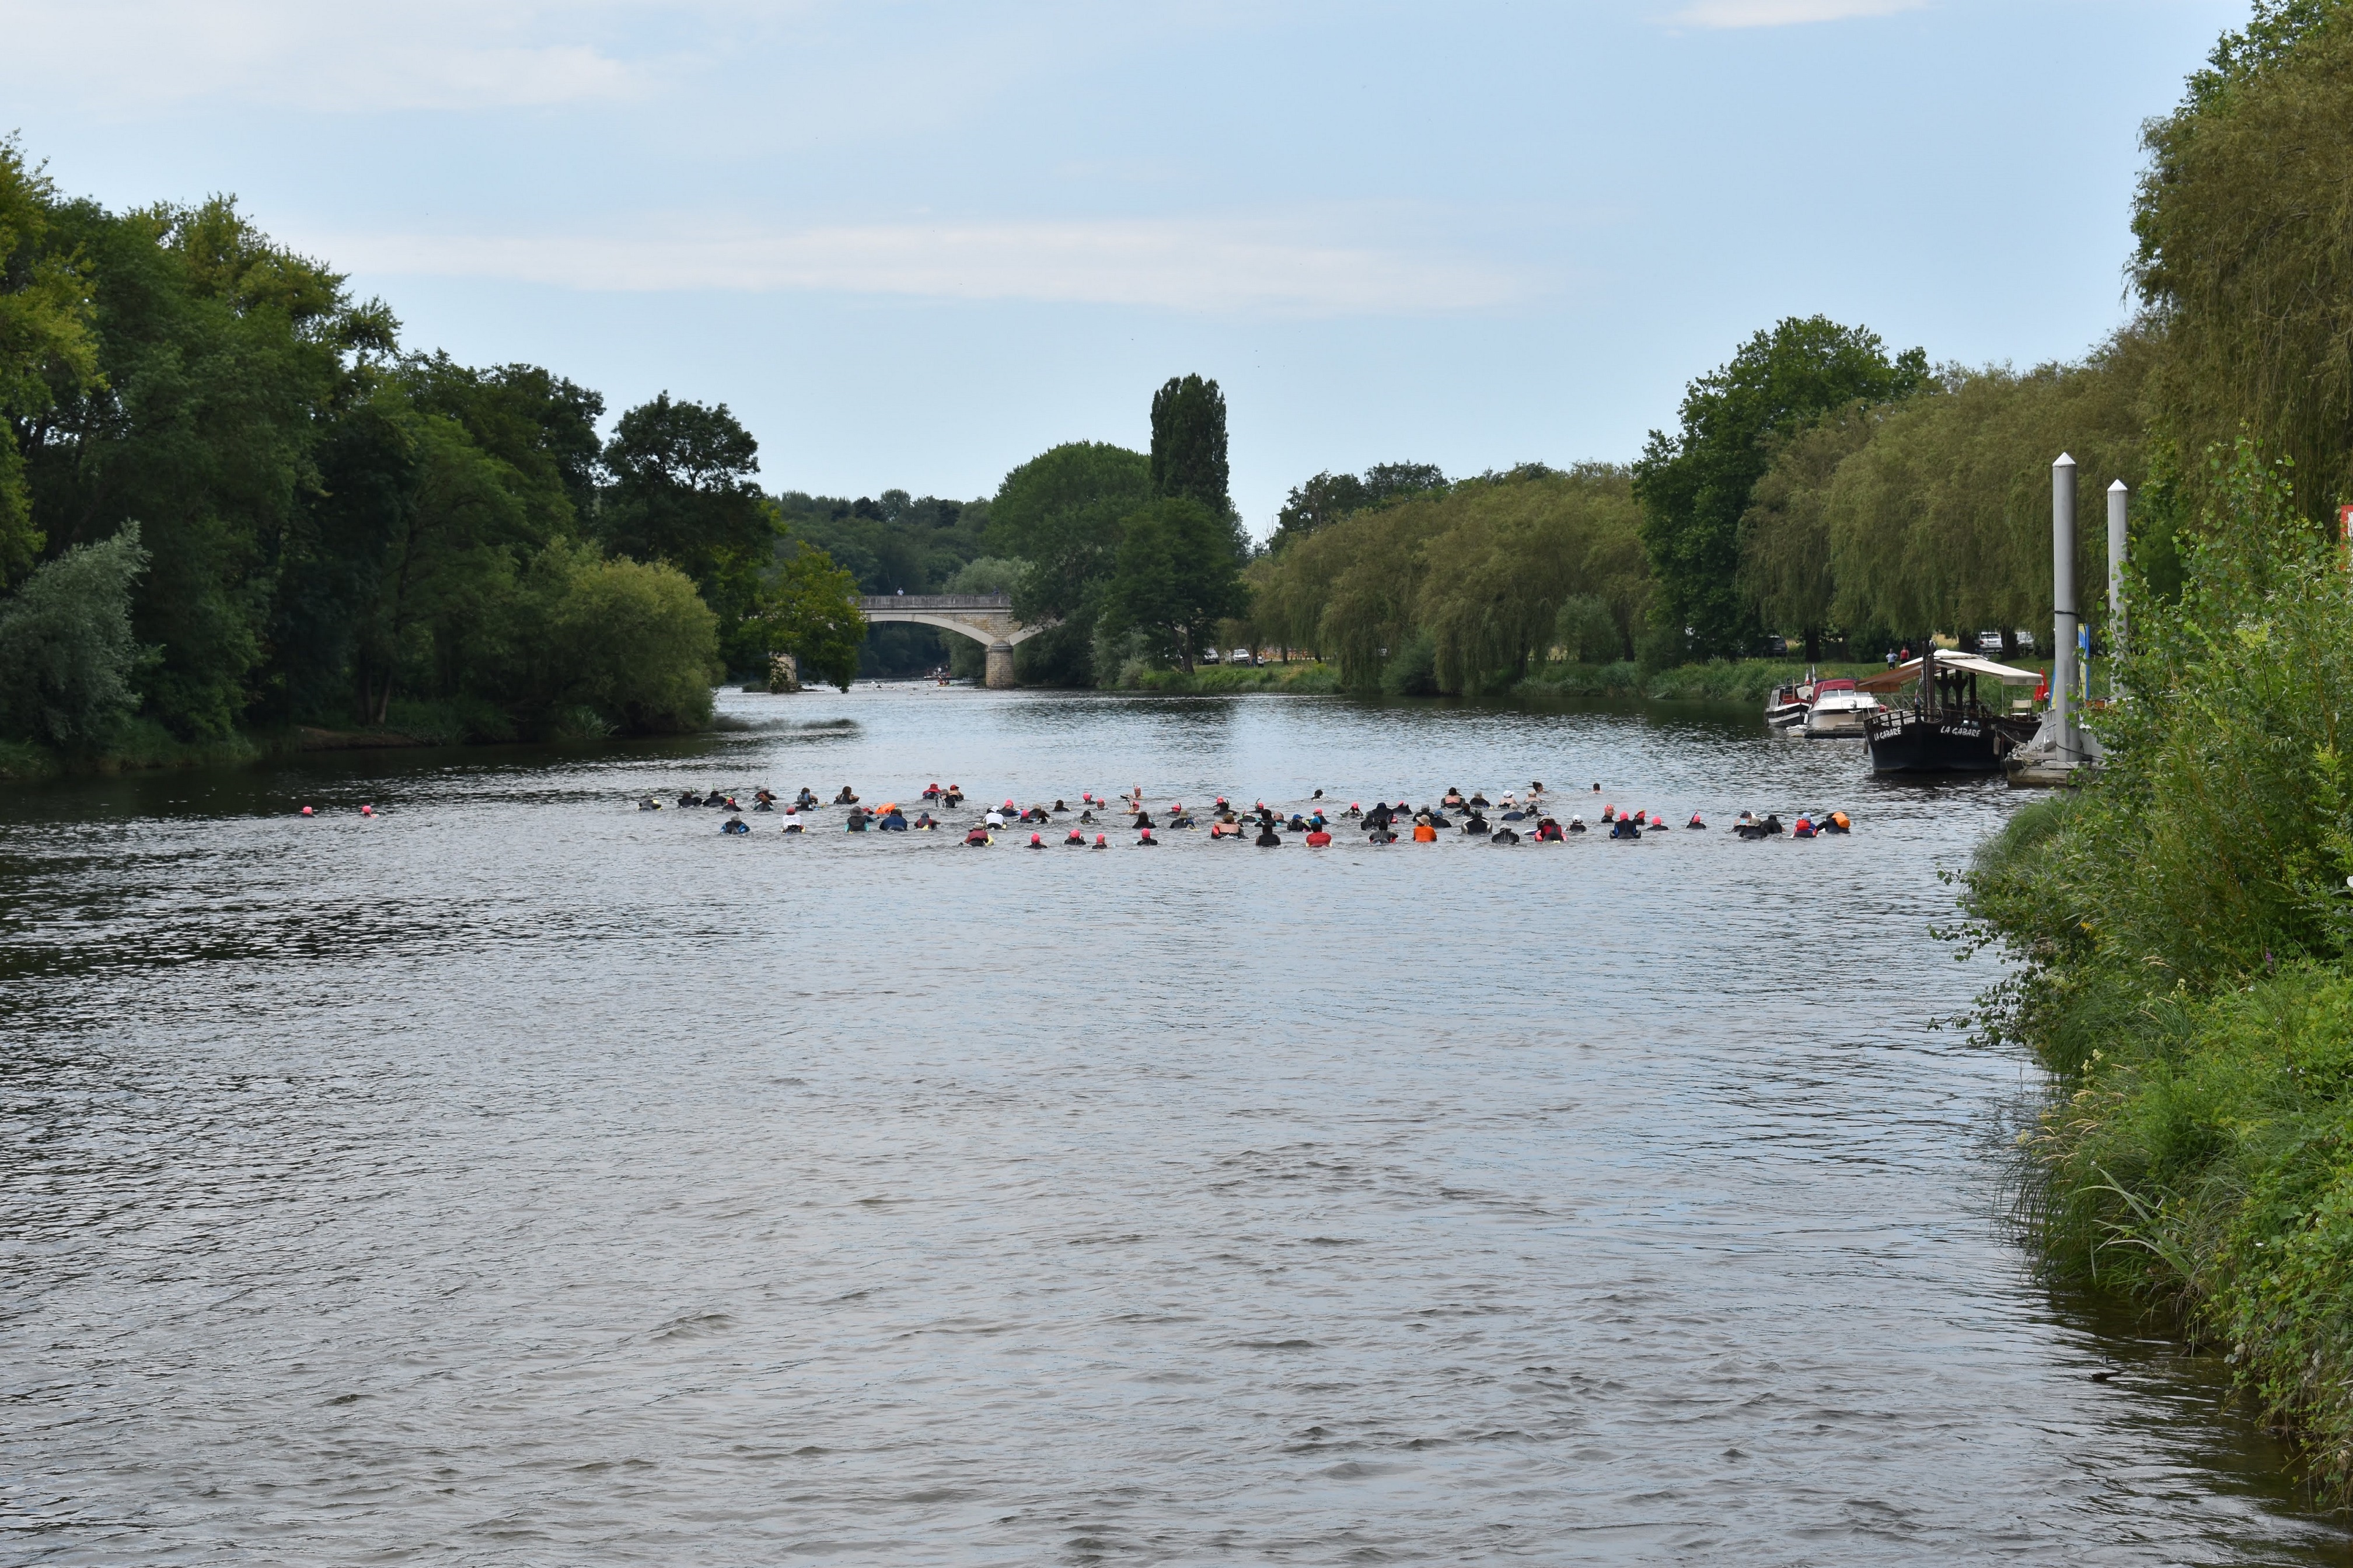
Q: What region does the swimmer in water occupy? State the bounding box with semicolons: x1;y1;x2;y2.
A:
301;805;316;816
1255;823;1282;846
1368;827;1398;844
963;825;992;846
361;804;375;818
1092;833;1109;850
781;818;805;833
722;818;750;834
1064;827;1087;845
1566;816;1587;834
1687;812;1706;830
1534;818;1564;842
1491;826;1521;844
1027;832;1048;848
637;796;660;812
1825;811;1852;834
1412;820;1437;843
1136;827;1160;846
1305;825;1332;847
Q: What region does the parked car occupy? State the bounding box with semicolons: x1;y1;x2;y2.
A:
2015;630;2037;654
1198;648;1220;665
1231;649;1258;667
1975;630;2005;654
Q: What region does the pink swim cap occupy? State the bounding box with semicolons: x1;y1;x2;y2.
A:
299;805;314;816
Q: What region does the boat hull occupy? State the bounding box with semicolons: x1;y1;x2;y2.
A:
1864;710;2033;773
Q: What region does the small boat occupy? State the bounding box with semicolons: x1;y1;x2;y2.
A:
1800;678;1882;739
1859;649;2041;773
1764;675;1814;731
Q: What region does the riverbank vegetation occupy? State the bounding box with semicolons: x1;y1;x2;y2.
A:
1956;0;2353;1500
1963;442;2353;1498
0;141;867;778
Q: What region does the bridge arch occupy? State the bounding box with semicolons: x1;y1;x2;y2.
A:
857;595;1049;687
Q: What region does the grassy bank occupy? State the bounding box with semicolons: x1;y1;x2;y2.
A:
1516;658;1888;705
1119;662;1342;695
1960;446;2353;1501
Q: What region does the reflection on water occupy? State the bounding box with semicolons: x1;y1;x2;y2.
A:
2;687;2346;1565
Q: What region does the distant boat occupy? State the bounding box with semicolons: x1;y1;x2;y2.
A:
1800;678;1882;739
1858;649;2041;772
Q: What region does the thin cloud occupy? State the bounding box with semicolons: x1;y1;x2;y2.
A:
308;218;1531;317
1670;0;1925;27
0;1;645;110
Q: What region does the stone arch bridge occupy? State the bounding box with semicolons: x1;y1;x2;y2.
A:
858;594;1049;687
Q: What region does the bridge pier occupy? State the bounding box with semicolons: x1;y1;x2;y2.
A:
985;642;1018;689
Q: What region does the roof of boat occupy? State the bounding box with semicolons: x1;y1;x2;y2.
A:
1857;652;2044;691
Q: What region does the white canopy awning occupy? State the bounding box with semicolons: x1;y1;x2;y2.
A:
1857;652;2044;692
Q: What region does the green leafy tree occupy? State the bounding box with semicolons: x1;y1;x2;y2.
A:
542;549;720;733
1101;497;1249;671
2135;0;2353;522
752;546;865;692
1149;374;1231;515
0;522;148;748
23;194;388;737
1633;315;1927;659
598;393;777;660
0;139;100;591
1270;461;1447;551
986;440;1153;685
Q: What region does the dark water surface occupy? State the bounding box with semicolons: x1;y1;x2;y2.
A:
2;687;2347;1566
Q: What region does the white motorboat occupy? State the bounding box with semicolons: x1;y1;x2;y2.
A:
1800;678;1883;738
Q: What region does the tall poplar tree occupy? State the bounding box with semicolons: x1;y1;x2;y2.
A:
1149;374;1231;515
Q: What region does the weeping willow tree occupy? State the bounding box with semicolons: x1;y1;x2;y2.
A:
1250;465;1647;690
1818;344;2150;640
1738;405;1878;659
2136;0;2353;523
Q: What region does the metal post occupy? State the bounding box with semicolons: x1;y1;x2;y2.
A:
2052;453;2078;759
2107;480;2128;700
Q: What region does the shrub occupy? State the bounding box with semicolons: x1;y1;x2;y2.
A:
0;523;149;750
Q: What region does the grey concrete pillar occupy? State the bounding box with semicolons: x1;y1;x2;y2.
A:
2052;453;2078;758
985;642;1018;689
2107;480;2128;700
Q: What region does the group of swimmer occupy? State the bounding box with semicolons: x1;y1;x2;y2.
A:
643;778;1855;846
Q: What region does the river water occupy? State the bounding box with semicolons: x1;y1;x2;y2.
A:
1;686;2345;1566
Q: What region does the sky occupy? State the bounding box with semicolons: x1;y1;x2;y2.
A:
1;0;2247;535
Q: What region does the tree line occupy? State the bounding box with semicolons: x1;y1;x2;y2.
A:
0;141;870;760
10;0;2344;741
